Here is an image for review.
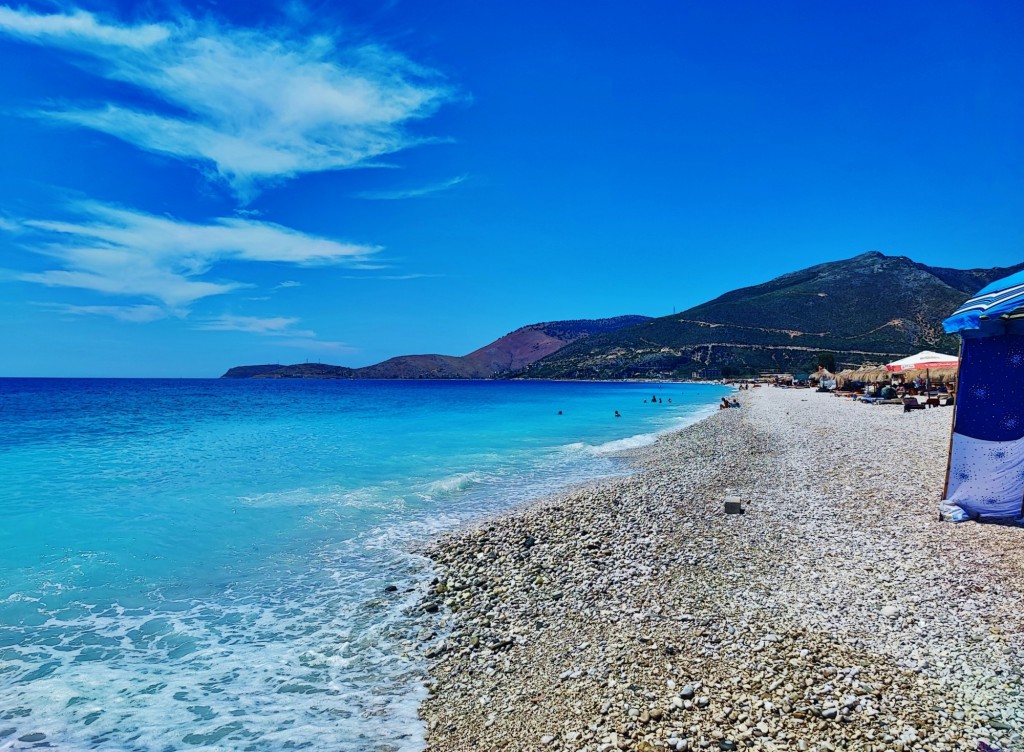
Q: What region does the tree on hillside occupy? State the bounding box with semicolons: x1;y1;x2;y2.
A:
816;352;836;371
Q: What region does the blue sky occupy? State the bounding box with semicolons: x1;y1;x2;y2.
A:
1;0;1021;377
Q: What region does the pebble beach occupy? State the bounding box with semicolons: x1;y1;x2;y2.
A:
416;386;1024;752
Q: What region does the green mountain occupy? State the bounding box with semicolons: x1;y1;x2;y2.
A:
518;252;1024;379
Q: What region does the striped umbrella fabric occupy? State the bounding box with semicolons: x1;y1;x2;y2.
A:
943;269;1024;334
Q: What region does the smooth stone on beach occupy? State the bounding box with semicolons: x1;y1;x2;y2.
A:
881;605;900;618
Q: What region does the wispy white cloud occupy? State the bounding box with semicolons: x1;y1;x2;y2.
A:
42;303;169;322
0;7;168;47
197;314;313;337
277;337;354;352
196;314;353;353
354;174;466;200
274;280;302;289
6;201;381;307
339;273;438;280
0;7;456;198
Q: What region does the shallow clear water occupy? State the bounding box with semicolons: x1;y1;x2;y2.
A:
0;378;726;751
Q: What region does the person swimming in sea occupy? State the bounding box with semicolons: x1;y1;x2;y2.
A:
614;410;621;417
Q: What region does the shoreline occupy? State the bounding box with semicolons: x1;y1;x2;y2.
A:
414;388;1024;752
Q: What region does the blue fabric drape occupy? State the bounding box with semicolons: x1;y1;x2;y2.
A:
954;334;1024;442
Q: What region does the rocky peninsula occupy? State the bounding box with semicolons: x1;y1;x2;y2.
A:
415;387;1023;752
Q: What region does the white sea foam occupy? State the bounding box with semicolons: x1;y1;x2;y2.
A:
577;405;718;456
0;536;435;752
416;470;490;500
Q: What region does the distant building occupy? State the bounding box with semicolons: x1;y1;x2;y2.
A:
692;367;722;380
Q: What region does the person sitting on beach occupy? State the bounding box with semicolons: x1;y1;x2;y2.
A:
720;397;731;410
730;398;740;408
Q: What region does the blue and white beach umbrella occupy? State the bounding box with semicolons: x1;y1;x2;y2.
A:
941;269;1024;520
944;269;1024;334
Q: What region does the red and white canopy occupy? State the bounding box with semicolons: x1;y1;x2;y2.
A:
885;350;960;373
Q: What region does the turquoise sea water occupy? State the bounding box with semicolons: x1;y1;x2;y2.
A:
0;378;726;751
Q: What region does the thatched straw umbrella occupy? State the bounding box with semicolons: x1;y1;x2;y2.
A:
899;366;958;385
835;366;886;390
857;366;891;383
835;369;858;389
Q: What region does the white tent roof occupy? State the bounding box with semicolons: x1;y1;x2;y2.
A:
885;350;959;373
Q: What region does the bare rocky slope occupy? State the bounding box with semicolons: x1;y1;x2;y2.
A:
221;316;650;379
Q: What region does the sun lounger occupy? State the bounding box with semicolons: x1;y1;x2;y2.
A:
903;396;926;412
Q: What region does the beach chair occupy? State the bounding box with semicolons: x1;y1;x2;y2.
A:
903;397;925;412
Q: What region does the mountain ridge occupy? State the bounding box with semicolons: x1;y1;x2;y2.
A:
221;315;650;379
223;253;1023;381
518;252;1024;379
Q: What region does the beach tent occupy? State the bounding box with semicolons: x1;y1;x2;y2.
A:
885;350;959;372
941;270;1024;520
